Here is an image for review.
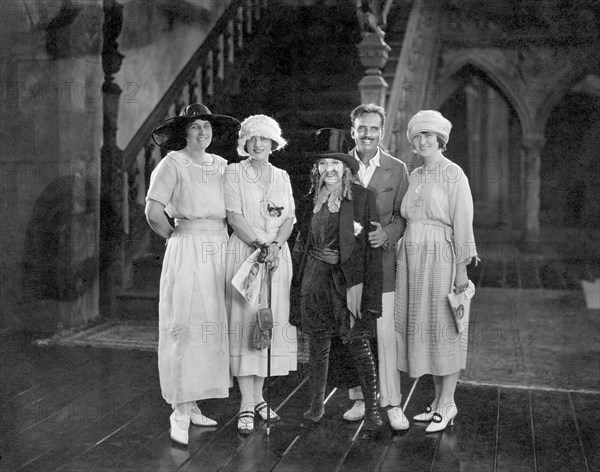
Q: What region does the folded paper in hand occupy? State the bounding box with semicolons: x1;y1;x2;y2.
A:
232;249;265;305
447;280;475;334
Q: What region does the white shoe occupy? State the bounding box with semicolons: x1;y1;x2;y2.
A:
342;400;365;421
169;412;189;445
413;404;435;422
387;406;409;431
190;401;217;427
425;405;458;433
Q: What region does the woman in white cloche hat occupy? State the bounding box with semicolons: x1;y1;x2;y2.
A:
223;115;297;434
394;110;479;434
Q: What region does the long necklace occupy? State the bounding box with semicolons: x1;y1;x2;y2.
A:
251;161;283;219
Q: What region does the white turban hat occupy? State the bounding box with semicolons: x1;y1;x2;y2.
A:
237;114;287;156
406;110;452;145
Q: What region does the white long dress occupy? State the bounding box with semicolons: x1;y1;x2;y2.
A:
394;157;478;377
146;151;231;405
224;159;298;377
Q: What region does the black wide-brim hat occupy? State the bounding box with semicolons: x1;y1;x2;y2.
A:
152;103;241;151
313;128;359;174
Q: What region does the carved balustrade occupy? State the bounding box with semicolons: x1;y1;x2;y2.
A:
120;0;269;289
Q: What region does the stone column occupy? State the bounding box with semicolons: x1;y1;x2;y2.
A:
100;0;124;318
521;133;545;245
357;33;391;107
487;87;510;228
465;81;484;201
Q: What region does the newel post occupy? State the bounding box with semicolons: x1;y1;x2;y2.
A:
100;0;125;317
357;32;391;107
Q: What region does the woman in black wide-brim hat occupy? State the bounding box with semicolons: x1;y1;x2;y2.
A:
291;128;384;437
145;104;240;446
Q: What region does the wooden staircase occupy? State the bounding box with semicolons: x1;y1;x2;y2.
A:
115;1;372;320
113;0;598;323
226;1;366;193
115;0;273;320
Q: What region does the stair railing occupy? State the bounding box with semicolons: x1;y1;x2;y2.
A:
120;0;269;290
382;0;440;170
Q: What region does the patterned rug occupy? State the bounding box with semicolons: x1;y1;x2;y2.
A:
35;288;599;392
35;320;159;352
35;319;311;363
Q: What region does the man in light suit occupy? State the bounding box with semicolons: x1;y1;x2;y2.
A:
342;103;410;430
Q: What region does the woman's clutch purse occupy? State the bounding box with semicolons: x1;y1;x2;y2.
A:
252;308;273;350
251;264;274;351
256;308;274;330
447;280;475;334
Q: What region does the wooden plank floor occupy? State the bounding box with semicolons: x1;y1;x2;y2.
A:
1;333;598;472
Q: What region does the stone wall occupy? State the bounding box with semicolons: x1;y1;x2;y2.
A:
115;0;232;149
1;1;104;334
0;0;231;334
383;0;600;242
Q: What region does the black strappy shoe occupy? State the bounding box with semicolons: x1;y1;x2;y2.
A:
255;401;280;422
237;410;254;435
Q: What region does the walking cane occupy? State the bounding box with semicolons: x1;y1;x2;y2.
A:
265;264;272;436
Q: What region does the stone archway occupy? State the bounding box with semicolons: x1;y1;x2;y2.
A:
540;75;600;230
434;50;535;136
438;47;600;243
433;65;522;229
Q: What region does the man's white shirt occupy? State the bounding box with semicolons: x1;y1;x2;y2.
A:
353;148;381;188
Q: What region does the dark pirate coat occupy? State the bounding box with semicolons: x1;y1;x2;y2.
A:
290;183;383;328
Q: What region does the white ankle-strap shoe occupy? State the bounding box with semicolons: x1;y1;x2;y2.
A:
425;405;457;433
413;404;435;422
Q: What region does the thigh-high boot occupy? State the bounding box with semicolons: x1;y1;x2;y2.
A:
348;338;382;431
303;332;331;422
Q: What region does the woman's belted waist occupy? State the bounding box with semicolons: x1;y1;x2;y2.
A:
407;219;455;253
407;219;451;231
174;218;227;234
308;247;340;264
